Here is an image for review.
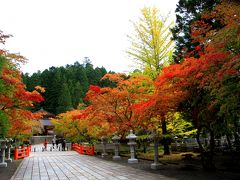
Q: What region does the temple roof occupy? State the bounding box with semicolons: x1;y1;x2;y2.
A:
35;108;55;118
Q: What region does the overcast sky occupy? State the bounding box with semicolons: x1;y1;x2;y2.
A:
0;0;178;74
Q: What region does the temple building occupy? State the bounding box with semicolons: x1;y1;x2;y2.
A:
34;108;55;135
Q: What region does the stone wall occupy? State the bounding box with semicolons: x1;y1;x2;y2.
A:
30;136;54;145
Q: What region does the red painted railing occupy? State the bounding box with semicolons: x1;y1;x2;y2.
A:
14;145;31;160
72;143;94;156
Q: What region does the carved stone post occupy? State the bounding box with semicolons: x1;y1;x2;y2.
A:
151;132;162;169
126;130;138;163
0;139;8;167
101;136;108;157
112;135;121;160
5;139;13;163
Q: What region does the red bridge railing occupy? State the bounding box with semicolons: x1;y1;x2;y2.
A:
72;143;94;156
14;145;31;160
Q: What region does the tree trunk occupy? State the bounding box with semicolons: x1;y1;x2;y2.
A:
202;127;216;171
153;136;159;164
234;132;240;151
209;129;215;168
196;127;204;152
162;119;170;155
143;140;147;153
226;134;233;150
233;119;240;151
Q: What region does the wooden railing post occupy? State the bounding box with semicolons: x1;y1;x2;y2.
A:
80;144;83;154
14;147;18;160
91;146;95;156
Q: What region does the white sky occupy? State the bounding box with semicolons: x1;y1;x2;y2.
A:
0;0;178;74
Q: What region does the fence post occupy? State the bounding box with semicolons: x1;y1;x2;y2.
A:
91;146;94;156
14;148;18;160
29;145;32;152
26;145;31;157
80;144;83;154
24;146;27;157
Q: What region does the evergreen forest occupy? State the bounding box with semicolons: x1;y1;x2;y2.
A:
22;58;114;114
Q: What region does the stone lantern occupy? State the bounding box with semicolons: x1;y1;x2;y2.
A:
126;130;138;163
101;136;108;157
5;138;13;163
0;139;8;167
182;135;188;151
112;134;121;160
174;136;178;146
173;136;179;151
183;136;189;146
183;135;188;144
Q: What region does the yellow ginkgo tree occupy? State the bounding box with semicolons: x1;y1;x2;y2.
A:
127;7;174;79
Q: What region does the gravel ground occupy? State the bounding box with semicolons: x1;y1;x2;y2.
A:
0;159;22;180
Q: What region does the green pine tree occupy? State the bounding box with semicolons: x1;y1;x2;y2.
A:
56;82;73;114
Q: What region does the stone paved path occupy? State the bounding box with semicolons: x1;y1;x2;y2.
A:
11;145;174;180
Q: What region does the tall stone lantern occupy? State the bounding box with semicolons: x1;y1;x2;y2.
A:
5;138;13;163
0;139;8;167
112;135;121;160
126;130;138;163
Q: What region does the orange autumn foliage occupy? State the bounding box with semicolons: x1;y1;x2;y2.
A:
85;73;154;137
191;1;240;55
0;31;44;138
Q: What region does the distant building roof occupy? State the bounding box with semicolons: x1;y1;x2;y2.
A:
35;108;55;118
